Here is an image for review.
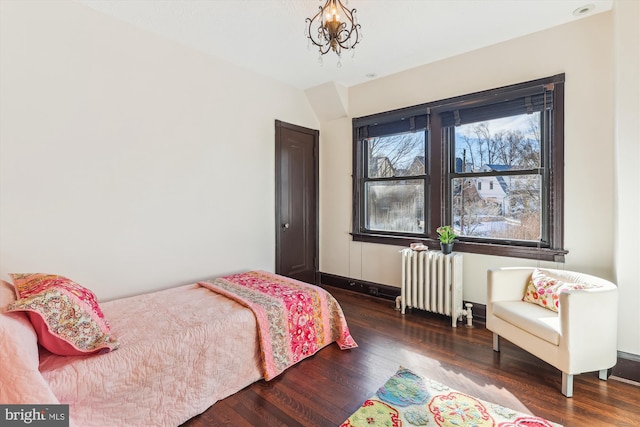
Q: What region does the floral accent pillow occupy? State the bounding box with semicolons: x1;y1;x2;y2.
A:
6;273;119;356
522;269;596;312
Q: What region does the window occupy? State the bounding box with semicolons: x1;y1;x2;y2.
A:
352;75;566;261
364;132;426;233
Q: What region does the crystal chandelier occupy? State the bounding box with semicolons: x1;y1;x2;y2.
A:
305;0;361;65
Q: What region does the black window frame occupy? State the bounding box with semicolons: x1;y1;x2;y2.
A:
352;75;567;262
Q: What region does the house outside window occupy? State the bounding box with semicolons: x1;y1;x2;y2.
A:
352;75;566;262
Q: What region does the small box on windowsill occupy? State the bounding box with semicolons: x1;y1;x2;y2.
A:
409;243;428;251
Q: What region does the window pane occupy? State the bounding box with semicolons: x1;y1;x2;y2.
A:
451;175;541;241
365;180;424;233
367;132;425;178
454;113;540;172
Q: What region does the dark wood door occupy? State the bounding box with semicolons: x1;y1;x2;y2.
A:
275;120;319;284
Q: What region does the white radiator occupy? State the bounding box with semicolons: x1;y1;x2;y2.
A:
397;249;471;327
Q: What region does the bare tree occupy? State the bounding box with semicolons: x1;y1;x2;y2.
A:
460;135;476;170
368;133;424;177
473;123;493;166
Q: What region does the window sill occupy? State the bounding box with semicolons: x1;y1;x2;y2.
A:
351;233;567;262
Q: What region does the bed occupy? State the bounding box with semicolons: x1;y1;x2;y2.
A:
0;271;356;427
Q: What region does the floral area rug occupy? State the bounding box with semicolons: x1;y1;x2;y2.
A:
341;367;562;427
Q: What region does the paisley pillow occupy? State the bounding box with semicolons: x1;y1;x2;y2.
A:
522;269;596;312
6;273;119;356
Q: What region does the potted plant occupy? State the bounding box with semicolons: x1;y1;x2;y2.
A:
436;225;456;254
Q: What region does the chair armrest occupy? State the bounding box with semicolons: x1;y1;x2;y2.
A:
560;285;618;356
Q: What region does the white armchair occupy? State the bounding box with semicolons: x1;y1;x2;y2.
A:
487;267;618;397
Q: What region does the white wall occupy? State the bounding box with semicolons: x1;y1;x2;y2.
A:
0;0;319;301
613;0;640;355
319;9;639;355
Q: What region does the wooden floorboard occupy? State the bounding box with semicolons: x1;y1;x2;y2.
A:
182;286;640;427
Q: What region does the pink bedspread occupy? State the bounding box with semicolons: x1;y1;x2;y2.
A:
1;282;263;427
198;270;357;380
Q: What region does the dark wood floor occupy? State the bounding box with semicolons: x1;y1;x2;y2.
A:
183;286;640;427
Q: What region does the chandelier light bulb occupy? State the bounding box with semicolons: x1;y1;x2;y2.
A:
330;6;339;21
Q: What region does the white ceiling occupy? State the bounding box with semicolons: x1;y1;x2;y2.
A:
76;0;613;90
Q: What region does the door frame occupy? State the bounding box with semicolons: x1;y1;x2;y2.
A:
274;119;320;284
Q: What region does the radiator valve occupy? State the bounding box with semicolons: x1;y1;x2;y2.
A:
462;303;474;328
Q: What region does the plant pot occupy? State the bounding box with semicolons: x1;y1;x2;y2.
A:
440;242;454;254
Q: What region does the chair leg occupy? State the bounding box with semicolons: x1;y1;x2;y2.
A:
492;333;500;352
561;372;573;397
598;369;608;381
